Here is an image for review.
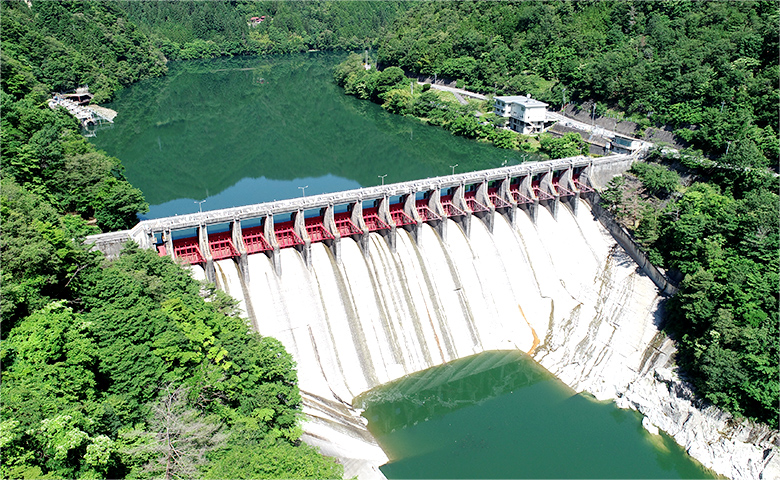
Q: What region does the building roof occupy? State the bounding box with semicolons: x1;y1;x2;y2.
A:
613;133;640;142
495;95;548;108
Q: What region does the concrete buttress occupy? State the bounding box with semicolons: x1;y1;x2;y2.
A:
264;215;282;276
198;225;216;283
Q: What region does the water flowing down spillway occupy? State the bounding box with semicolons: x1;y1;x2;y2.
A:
194;200;665;478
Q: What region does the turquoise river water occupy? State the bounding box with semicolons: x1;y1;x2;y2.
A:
91;53;717;479
355;351;717;479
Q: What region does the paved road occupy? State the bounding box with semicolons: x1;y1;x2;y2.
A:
427;83;488;101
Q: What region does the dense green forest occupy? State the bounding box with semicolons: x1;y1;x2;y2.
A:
118;0;410;59
600;149;778;429
0;1;348;477
372;0;778;159
1;0;167;102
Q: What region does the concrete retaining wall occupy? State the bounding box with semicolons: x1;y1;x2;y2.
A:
588;196;677;296
587;155;636;189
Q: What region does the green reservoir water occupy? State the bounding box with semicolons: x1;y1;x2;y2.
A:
90;53;536;218
355;351;718;479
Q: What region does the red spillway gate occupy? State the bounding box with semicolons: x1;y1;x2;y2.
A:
389;203;416;226
172;237;204;264
532;180;555;201
487;187;512;208
305;217;335;243
242;225;272;254
439;195;467;217
415;199;442;222
362;207;392;232
573;173;594;193
274;221;304;249
208;231;239;260
334;212;363;236
464;191;489;212
509;183;534;204
552;175;575;197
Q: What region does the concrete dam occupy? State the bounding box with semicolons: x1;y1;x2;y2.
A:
89;154;777;480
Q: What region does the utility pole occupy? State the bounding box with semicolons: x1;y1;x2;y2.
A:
726;140;732;155
561;86;566;112
720;100;725;113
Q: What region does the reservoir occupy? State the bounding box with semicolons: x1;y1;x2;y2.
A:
91;53;716;478
90;53;535;219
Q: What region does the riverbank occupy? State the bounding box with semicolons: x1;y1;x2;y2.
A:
537;304;779;480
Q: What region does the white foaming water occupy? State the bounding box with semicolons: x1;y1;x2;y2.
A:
198;201;665;479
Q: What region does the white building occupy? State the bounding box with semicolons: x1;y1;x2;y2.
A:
494;95;548;135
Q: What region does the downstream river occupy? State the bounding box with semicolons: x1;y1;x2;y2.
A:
356;351;717;479
91;53;716;478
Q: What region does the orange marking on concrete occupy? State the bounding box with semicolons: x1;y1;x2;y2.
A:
519;305;540;355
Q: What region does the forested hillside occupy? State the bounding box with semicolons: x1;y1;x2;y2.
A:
374;0;778;158
0;1;344;477
117;0;410;59
1;0;167;102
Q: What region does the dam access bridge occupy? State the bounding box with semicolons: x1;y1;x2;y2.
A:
89;154;639;282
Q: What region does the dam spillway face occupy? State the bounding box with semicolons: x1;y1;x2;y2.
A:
198;199;665;479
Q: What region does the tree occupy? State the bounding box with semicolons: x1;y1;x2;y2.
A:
375;66;407;100
123;385;227;480
489;128;519;149
411;90;440;117
382;88;412;115
204;440;343;480
539;132;587;159
630;161;680;197
449;114;481;138
598;176;625;216
332;53;365;87
0;179;99;328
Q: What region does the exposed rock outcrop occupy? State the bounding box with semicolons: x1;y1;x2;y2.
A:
618;364;779;480
536;297;779;480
